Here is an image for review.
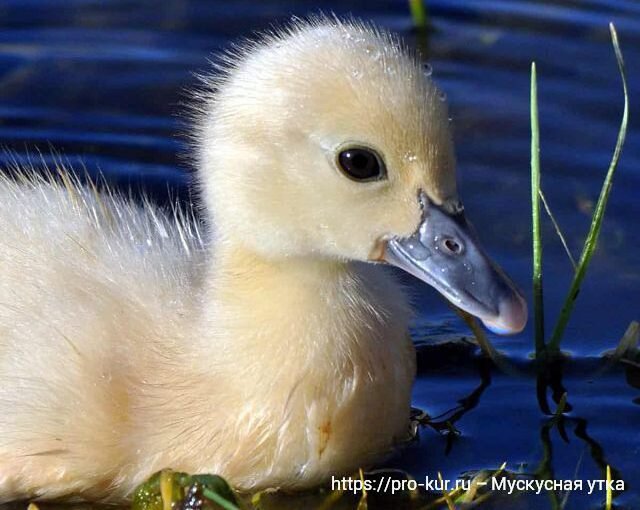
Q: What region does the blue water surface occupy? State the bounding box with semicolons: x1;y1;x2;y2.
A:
0;1;638;509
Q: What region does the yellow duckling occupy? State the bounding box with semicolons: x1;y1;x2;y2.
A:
0;18;526;502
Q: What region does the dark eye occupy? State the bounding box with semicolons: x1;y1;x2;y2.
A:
337;147;385;182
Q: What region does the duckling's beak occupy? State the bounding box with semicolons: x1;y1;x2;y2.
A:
383;193;527;335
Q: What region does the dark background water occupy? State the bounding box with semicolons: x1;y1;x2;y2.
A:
0;1;638;509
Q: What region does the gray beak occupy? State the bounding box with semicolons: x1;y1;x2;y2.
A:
384;193;527;335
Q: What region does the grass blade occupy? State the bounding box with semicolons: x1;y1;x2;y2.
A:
606;465;613;510
201;488;240;510
539;188;577;270
531;62;545;356
408;0;429;30
547;23;629;353
453;307;501;360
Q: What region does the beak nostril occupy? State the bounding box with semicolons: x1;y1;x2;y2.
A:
443;238;462;255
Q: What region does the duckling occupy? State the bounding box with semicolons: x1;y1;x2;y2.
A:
0;18;526;502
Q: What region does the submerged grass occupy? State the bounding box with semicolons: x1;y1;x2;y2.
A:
532;23;629;357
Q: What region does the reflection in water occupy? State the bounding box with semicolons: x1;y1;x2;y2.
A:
536;358;573;415
537;401;624;508
418;357;492;455
533;356;629;507
410;344;634;508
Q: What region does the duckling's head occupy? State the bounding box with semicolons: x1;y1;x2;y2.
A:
196;18;527;334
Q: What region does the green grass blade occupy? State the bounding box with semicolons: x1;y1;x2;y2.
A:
547;23;629;353
531;62;545;356
408;0;429;30
539;188;577;270
201;488;240;510
605;465;613;510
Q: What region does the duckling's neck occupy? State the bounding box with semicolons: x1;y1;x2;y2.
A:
195;243;413;375
202;245;364;351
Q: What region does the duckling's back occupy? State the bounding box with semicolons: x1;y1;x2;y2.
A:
0;170;203;500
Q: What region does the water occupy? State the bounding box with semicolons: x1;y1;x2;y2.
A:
0;1;638;509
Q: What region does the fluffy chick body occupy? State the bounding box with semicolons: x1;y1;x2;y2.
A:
0;17;458;501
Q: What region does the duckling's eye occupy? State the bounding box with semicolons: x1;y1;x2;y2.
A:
337;147;385;182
